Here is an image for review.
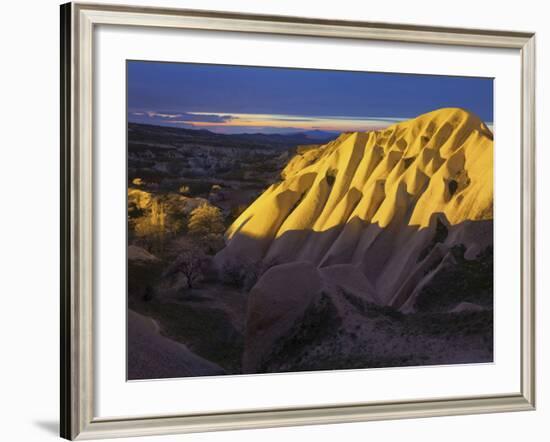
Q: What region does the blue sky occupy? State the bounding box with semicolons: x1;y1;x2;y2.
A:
128;61;493;134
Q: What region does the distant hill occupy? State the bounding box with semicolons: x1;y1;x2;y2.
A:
128;122;338;150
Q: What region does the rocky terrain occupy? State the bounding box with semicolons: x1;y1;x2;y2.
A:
216;107;494;373
127;109;494;378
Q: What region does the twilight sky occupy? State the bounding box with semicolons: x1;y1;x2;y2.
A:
128;61;493;135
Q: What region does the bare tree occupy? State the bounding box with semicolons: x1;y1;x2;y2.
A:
165;239;207;289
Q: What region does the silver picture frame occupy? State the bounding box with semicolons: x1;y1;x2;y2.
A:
60;2;536;439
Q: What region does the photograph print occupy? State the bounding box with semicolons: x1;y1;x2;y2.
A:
126;61;494;380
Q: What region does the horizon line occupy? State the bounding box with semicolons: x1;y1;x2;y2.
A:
128;108;493;136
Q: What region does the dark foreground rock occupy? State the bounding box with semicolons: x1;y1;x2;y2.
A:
243;262;323;373
128;309;225;380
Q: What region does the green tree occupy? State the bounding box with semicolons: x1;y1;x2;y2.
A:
187;204;225;238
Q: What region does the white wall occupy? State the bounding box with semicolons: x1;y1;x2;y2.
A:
0;0;546;441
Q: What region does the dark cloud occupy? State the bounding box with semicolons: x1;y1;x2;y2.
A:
180;113;233;123
135;111;233;124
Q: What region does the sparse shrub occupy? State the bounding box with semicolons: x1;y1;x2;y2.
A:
220;257;279;290
242;262;263;292
220;258;244;286
414;245;493;312
199;232;225;255
179;184;191;195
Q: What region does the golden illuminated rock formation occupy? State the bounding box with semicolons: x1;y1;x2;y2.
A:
217;108;493;310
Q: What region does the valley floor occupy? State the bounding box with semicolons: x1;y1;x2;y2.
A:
128;277;493;379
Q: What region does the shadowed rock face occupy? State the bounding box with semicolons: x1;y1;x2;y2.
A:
214;108;494;374
239;220;493;373
243;262;322;373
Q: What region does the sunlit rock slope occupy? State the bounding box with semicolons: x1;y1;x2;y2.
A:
217;108;493;311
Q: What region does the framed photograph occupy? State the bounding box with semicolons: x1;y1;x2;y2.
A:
60;2;536;440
